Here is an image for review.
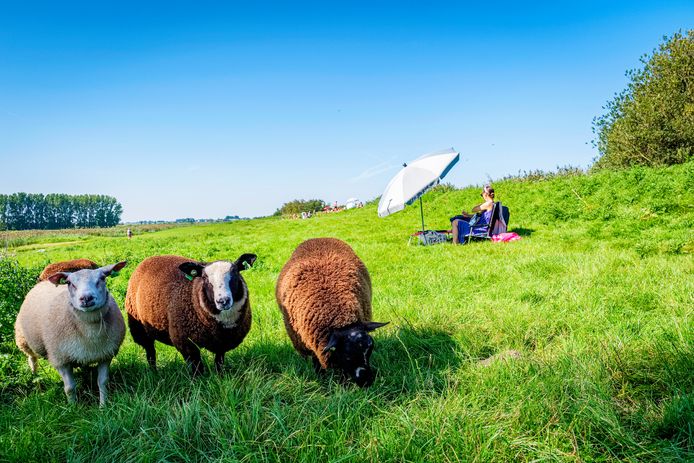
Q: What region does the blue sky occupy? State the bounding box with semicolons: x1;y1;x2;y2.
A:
1;1;692;221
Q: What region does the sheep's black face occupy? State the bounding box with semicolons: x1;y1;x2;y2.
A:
47;262;127;311
179;254;257;313
324;321;389;388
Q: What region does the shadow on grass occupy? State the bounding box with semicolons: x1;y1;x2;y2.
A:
220;324;465;398
511;227;534;237
374;325;465;396
3;324;464;405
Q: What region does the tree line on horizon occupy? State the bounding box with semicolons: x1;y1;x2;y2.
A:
274;199;325;217
0;193;123;230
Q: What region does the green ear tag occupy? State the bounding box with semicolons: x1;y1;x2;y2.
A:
111;270;120;277
185;274;193;281
60;278;67;285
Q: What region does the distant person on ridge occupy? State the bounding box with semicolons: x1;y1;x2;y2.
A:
450;184;495;244
127;228;132;239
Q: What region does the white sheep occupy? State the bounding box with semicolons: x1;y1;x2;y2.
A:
14;262;127;405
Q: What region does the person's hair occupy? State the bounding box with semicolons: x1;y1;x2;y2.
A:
483;184;495;199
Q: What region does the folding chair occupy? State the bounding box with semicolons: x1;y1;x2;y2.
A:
463;201;510;243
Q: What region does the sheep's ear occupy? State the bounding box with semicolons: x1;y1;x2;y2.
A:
47;272;70;286
235;253;257;271
179;262;205;280
363;321;389;332
322;333;340;354
101;261;127;277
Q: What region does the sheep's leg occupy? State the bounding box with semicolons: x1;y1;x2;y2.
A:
56;365;77;404
16;332;38;374
214;352;225;373
177;341;206;376
96;360;111;406
27;355;38;374
311;355;324;375
128;314;157;370
144;345;157;370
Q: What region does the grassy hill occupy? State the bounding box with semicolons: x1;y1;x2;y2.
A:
0;162;692;462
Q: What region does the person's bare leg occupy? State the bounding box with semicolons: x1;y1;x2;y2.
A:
452;219;460;244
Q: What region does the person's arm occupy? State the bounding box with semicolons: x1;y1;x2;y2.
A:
471;200;493;213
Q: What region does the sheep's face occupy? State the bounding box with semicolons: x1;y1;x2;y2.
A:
179;254;257;312
47;262;127;311
323;321;389;388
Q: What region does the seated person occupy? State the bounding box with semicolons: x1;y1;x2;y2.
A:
451;185;495;244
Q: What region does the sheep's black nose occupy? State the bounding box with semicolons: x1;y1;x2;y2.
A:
216;296;231;307
80;294;95;307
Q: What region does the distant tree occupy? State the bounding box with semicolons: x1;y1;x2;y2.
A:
593;30;694;169
0;194;6;230
274;199;325;216
0;193;122;230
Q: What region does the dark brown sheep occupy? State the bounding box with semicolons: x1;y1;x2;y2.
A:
125;253;256;374
39;259;99;281
276;238;387;387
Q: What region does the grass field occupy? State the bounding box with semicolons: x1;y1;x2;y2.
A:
0;162;692;462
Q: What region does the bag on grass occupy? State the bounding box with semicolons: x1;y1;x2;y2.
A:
491;232;520;243
419;230;448;245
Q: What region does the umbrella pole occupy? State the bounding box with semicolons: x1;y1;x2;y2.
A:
419;197;425;233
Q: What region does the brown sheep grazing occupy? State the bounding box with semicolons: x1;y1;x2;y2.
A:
125;253;257;375
39;259;99;281
276;238;388;387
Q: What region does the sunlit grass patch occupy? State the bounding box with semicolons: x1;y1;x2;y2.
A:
0;161;692;461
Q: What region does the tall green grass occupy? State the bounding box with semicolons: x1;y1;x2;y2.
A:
0;162;692;462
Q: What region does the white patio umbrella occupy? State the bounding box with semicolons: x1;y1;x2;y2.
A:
345;198;360;209
378;148;460;232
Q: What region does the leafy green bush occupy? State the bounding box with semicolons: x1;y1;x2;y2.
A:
429;182;458;194
499;165;586;183
593;30;694;169
0;258;40;344
273;198;326;216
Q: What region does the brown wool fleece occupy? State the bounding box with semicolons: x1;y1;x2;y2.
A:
125;255;251;356
39;259;99;281
275;238;372;368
